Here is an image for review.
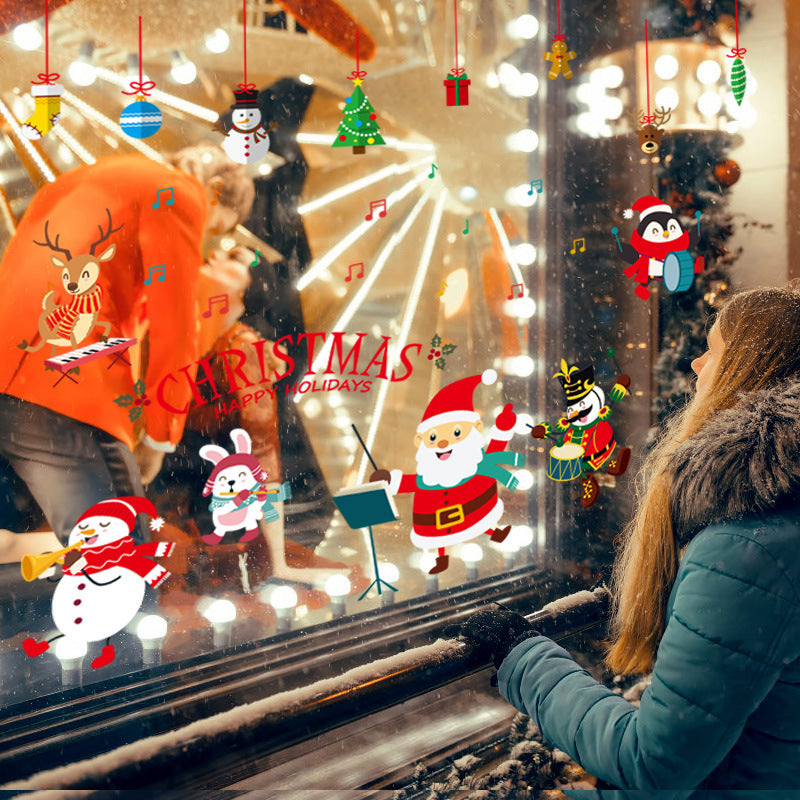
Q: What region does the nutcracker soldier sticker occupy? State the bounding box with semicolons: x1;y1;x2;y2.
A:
530;359;632;507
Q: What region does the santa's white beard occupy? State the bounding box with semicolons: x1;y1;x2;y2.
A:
416;427;485;487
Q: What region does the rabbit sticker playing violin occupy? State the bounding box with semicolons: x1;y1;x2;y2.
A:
200;428;291;545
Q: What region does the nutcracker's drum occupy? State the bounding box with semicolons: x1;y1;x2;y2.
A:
663;250;696;293
547;443;585;481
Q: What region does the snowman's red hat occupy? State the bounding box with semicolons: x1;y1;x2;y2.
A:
417;369;497;433
76;497;158;532
624;195;672;222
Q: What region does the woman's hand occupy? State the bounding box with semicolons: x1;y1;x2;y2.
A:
134;441;166;486
459;605;539;669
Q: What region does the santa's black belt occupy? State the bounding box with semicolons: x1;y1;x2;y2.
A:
413;485;497;530
583;441;615;462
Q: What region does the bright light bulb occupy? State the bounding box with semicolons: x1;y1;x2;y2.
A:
205;28;230;53
737;104;757;127
171;56;197;84
419;552;438;572
378;562;400;582
459;186;478;202
54;638;87;660
298;73;314;85
13;23;42;50
697;91;722;116
270;586;298;610
514;73;539;98
136;614;168;641
503;296;536;318
325;574;351;597
654;54;679;80
503;355;534;377
576;83;605;105
696;60;722;85
512;243;536;265
506;14;539;39
505;129;539;153
513;469;534;491
460;543;483;563
514;413;534;435
511;525;534;548
486;71;500;89
504;184;537;208
68;60;97;86
598;96;623;120
655;87;679;110
603;65;624;88
202;598;237;624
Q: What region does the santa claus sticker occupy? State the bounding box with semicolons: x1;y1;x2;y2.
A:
370;370;524;575
613;195;705;301
21;497;174;670
530;360;631;507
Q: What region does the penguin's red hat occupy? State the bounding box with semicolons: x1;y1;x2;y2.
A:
416;369;497;433
624;195;672;222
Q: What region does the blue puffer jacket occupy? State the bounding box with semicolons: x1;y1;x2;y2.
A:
499;383;800;793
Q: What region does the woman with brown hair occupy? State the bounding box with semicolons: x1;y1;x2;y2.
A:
462;285;800;791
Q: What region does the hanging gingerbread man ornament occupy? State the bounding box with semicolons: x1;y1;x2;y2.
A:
543;0;576;80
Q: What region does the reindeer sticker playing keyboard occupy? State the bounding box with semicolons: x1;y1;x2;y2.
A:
18;208;123;359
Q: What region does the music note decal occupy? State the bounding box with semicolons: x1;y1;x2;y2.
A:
428;163;438;179
346;262;365;282
250;249;262;267
527;179;543;195
365;199;387;221
151;187;174;209
210;187;222;206
144;264;166;285
437;281;448;297
570;237;586;254
463;219;469;235
202;293;229;318
507;283;524;300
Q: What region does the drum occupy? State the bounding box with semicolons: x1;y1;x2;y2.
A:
547;443;585;482
663;250;696;294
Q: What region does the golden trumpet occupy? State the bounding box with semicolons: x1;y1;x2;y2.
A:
21;541;82;582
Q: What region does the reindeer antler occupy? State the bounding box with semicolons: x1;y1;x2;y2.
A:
33;220;73;261
652;106;673;128
90;208;125;255
626;108;645;126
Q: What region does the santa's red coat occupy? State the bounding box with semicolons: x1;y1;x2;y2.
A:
390;432;509;549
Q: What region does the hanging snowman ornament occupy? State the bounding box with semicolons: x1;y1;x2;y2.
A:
222;87;275;165
21;497;174;670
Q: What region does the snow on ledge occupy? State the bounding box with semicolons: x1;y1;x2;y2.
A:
2;638;465;792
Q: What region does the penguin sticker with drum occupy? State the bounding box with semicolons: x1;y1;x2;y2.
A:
529;358;632;508
611;195;705;301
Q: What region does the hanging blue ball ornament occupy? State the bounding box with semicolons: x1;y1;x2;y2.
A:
120;97;162;139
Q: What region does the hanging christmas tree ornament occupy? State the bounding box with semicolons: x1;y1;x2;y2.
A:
21;0;63;140
543;0;576;80
222;0;275;164
119;16;162;139
332;28;385;154
627;20;671;156
443;0;470;105
727;0;748;106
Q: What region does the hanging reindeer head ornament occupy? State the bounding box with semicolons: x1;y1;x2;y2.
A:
628;106;672;155
18;208;123;357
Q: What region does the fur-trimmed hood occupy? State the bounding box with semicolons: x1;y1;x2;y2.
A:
670;381;800;545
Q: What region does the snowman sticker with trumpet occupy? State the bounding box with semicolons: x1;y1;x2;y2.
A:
529;355;632;507
20;497;174;670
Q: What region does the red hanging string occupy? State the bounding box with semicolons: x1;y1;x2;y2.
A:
552;0;565;41
727;0;747;58
349;27;367;81
122;16;156;96
31;0;59;85
238;0;255;91
450;0;465;76
642;20;655;124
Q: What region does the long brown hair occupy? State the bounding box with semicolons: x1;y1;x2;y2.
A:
606;285;800;675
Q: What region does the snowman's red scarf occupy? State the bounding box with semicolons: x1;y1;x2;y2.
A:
229;122;270;141
65;536;173;587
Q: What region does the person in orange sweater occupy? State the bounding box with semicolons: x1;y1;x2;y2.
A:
0;145;255;544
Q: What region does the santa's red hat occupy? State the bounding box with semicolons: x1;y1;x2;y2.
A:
417;369;497;433
624;195;672;222
76;496;159;532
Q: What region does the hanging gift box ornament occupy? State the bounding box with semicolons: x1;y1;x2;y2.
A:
120;95;162;139
443;71;470;106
